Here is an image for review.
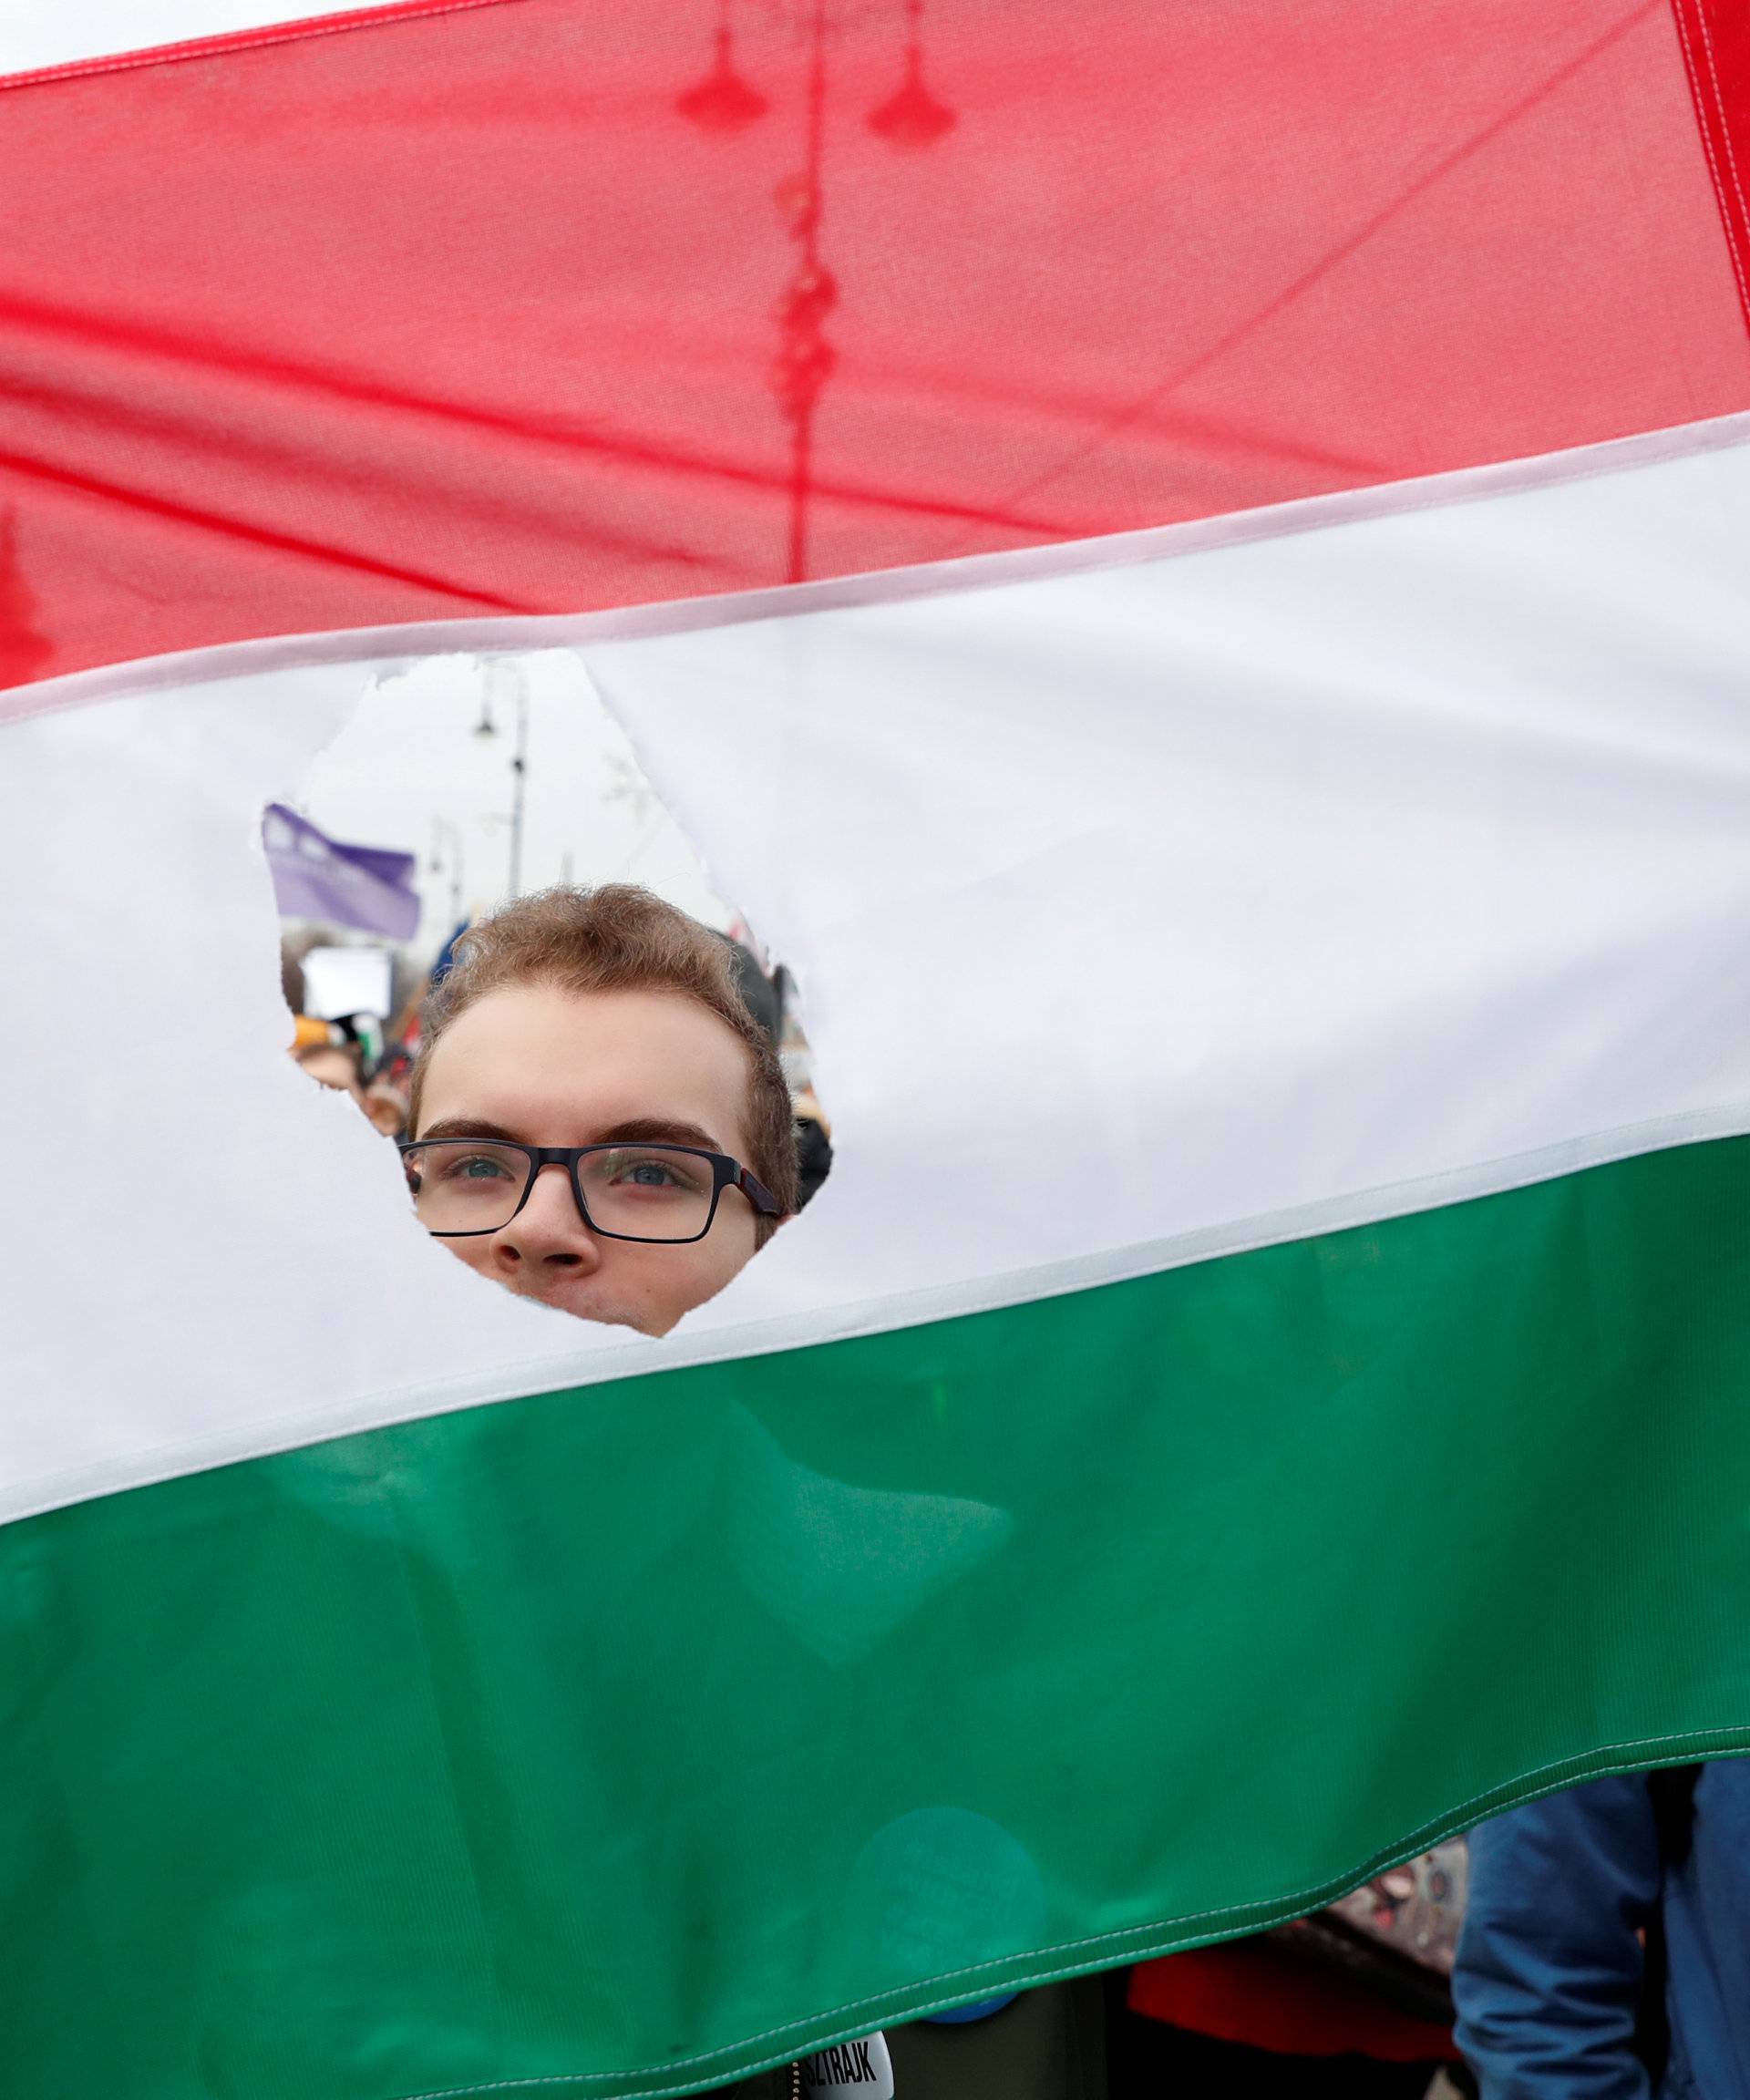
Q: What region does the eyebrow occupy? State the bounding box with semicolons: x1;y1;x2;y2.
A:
416;1115;727;1153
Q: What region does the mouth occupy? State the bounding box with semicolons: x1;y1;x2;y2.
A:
516;1277;648;1330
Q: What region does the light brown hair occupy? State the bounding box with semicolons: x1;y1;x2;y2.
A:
408;886;797;1235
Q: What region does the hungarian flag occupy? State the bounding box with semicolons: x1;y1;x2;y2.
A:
5;4;1750;2096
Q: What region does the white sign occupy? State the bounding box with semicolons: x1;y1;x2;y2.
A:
799;2033;893;2100
301;944;393;1021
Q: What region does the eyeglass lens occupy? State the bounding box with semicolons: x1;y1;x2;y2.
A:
403;1140;718;1240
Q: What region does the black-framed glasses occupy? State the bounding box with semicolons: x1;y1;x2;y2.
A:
396;1138;783;1243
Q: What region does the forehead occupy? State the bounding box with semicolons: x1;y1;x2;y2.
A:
419;983;755;1149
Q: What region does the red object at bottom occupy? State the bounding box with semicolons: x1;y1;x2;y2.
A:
1128;1940;1458;2064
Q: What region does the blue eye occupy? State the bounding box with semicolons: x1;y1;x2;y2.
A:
587;1148;712;1199
424;1146;522;1189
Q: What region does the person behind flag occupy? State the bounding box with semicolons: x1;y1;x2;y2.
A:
292;1020;406;1134
1453;1765;1750;2096
398;884;796;1333
291;1031;367;1105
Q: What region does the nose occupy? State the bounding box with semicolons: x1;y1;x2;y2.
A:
487;1161;602;1282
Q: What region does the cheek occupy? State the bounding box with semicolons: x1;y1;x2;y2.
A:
440;1237;497;1275
650;1221;759;1316
694;1214;760;1292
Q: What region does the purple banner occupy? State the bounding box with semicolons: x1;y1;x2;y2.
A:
262;803;421;941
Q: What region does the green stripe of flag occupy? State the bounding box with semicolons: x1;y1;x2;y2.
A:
7;1132;1750;2098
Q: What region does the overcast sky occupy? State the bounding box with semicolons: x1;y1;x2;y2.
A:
296;651;733;963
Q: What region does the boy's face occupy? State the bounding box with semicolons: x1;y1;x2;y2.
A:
412;983;764;1334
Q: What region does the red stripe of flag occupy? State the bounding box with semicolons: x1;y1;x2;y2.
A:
2;0;1747;687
